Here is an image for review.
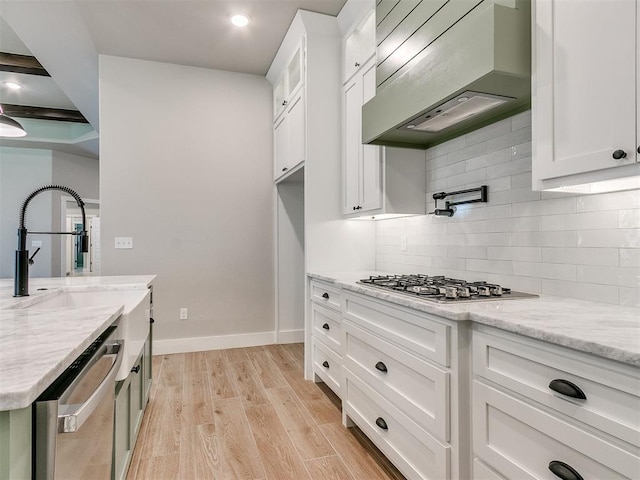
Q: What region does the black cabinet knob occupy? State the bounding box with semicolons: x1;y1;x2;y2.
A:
131;365;141;374
612;149;627;159
322;292;329;299
353;206;357;210
375;417;388;430
322;323;330;330
282;167;288;172
322;360;329;369
355;62;360;67
282;100;287;106
637;146;640;154
548;461;584;480
548;379;587;400
375;361;388;373
150;317;155;324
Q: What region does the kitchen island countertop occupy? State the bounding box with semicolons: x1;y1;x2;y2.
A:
310;272;640;367
0;275;155;411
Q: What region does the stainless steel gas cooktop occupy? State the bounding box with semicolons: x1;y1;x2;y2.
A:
358;274;538;303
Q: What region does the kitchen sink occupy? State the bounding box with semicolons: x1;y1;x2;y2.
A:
25;289;151;381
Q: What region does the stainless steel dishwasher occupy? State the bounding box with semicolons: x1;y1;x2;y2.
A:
33;325;123;479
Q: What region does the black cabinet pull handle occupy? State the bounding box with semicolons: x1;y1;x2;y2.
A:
282;100;287;106
131;365;141;374
352;206;356;210
322;292;329;299
548;461;583;480
322;323;330;330
375;417;388;430
612;149;627;159
637;146;640;154
322;360;329;369
150;317;155;324
375;361;388;373
548;379;586;400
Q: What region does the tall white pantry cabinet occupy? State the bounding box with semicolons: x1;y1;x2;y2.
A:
267;10;375;349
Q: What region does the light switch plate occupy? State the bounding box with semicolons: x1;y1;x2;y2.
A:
31;240;43;247
114;237;133;249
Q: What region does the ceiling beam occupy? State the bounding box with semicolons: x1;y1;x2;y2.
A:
0;52;50;76
1;104;88;123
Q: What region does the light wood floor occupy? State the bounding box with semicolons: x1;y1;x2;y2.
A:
126;343;406;480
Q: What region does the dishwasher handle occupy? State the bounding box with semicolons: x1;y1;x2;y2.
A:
58;340;123;433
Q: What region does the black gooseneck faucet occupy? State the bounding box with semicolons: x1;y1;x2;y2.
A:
14;185;89;297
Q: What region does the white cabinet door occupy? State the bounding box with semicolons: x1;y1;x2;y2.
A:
287;90;305;172
343;76;361;214
274;114;288;179
273;75;286;121
342;56;381;214
343;10;375;84
534;0;637;183
360;59;382;212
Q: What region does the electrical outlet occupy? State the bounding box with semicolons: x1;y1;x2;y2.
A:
31;240;43;247
180;308;188;320
114;237;133;249
400;235;407;251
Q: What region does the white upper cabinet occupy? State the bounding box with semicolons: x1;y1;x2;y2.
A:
343;10;375;84
532;0;640;192
273;40;305;122
343;57;382;214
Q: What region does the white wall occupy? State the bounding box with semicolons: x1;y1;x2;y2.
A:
376;111;640;306
99;55;275;352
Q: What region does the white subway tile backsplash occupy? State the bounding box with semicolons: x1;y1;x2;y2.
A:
487;246;541;262
512;197;577;217
542;247;619;266
577;229;640;248
513;262;576;281
576;190;640;212
467;259;512;275
541;211;619;231
511;110;532;131
511;231;577;247
576;265;640;288
619;209;640;228
542;279;619;305
620;248;640;268
375;113;640;305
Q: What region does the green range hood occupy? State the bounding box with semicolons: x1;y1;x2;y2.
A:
363;0;531;149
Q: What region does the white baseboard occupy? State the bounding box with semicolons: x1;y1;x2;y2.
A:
276;329;305;344
154;331;276;355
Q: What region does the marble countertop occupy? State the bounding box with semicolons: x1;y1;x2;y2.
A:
0;275;156;410
310;272;640;367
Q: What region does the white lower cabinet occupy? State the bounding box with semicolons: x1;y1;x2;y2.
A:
472;326;640;480
344;371;450;480
340;291;465;480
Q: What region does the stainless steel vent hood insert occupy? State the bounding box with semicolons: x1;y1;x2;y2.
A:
402;91;514;133
363;0;531;149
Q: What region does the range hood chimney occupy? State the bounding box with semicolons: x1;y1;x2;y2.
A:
363;0;531;149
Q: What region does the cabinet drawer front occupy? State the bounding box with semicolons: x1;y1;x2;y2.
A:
473;329;640;447
310;280;341;311
473;381;640;480
311;303;342;354
344;370;450;480
345;321;450;441
312;338;342;397
344;292;450;366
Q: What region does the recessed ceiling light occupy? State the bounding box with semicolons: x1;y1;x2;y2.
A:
4;82;22;90
231;14;250;27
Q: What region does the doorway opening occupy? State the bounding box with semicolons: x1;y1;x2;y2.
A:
61;198;100;276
